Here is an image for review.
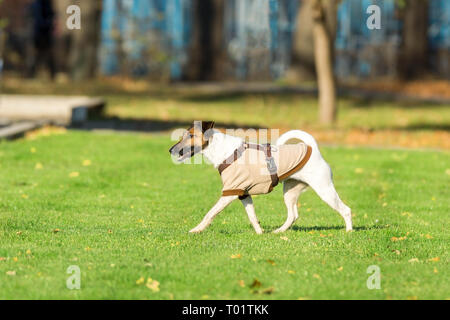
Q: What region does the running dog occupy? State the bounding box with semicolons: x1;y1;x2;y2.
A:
169;121;353;234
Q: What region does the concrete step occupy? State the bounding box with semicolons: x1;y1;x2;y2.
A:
0;95;105;125
0;121;46;140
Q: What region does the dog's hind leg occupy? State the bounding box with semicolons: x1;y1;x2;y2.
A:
241;196;263;234
273;179;308;233
189;195;239;233
299;160;353;232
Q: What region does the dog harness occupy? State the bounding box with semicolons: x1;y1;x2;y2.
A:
218;142;312;199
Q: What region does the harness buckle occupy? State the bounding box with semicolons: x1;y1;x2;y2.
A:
266;157;277;174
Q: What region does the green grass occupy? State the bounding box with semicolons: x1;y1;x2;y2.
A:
105;94;450;131
4;77;450;131
0;131;448;299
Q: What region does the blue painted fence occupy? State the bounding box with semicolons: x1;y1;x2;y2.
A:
100;0;191;79
99;0;450;79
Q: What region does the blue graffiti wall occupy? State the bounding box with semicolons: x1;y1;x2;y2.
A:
99;0;192;79
99;0;450;79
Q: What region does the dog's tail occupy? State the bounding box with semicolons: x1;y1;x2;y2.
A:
276;130;319;151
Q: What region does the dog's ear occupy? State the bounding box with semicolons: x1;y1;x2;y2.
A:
201;121;215;133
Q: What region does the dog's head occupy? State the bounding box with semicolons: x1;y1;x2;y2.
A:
169;121;215;162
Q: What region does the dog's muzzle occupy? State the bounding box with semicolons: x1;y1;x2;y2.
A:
169;144;202;162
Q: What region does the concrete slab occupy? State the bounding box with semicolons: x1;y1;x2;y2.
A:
0;121;46;140
0;95;105;125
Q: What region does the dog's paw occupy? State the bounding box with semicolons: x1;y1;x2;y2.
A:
189;228;203;234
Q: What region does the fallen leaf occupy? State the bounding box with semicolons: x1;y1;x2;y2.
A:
267;259;276;266
337;266;343;271
391;236;407;242
313;274;321;279
261;287;274;294
136;277;145;285
6;271;16;276
35;163;43;170
408;258;419;263
401;212;412;217
288;270;296;274
428;257;440;262
146;278;160;292
250;279;261;289
230;254;242;259
280;236;289;241
82;160;92;166
238;280;245;287
69;172;79;178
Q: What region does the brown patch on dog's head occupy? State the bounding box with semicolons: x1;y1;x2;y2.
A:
169;121;215;162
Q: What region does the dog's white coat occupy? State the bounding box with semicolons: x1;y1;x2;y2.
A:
189;129;353;234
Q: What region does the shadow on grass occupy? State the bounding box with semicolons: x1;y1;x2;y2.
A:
388;123;450;132
73;117;267;133
288;224;389;232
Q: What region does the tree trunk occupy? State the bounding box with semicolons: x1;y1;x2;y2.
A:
69;0;102;80
312;0;337;125
53;0;73;74
185;0;225;81
398;0;429;79
289;0;338;82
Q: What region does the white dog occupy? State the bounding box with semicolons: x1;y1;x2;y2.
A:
169;121;353;234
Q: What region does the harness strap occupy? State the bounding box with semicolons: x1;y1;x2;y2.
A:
218;142;279;195
263;143;279;188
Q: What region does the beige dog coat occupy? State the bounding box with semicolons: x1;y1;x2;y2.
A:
220;142;312;197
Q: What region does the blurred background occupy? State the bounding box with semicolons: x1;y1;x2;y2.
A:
0;0;449;149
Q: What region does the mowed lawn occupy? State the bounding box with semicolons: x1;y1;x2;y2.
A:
0;131;448;299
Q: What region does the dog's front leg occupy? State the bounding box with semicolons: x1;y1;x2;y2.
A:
189;195;238;233
241;196;263;234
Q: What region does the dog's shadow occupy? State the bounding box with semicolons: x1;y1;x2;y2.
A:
275;224;389;232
